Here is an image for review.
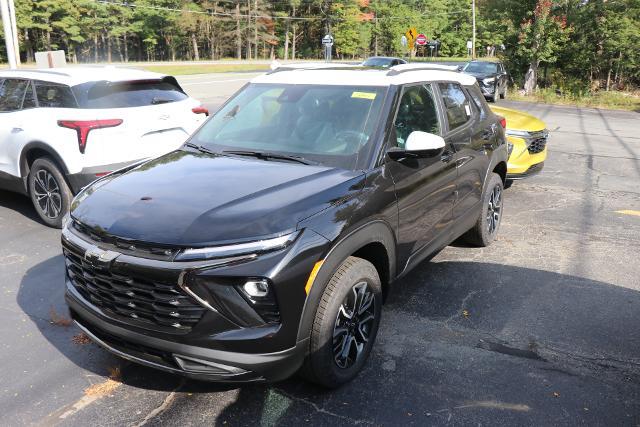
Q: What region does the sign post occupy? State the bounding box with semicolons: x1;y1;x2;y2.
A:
322;34;334;62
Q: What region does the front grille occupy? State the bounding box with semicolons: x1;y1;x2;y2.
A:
526;130;548;154
527;137;547;154
64;249;206;332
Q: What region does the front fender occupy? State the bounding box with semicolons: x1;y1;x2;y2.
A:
295;220;396;342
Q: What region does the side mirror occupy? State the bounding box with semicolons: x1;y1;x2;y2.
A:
388;131;446;160
456;65;464;72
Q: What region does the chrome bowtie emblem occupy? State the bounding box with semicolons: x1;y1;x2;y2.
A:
84;246;120;267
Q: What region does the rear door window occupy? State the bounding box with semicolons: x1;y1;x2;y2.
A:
438;82;472;131
34;81;77;108
73;79;188;109
0;79;29;112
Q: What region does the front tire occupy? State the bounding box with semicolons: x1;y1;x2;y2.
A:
300;256;382;388
463;172;504;247
28;157;72;228
500;84;507;100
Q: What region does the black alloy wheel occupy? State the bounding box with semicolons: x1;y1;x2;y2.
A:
332;281;377;369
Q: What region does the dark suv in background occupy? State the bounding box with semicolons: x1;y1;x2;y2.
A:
63;66;508;388
462;60;509;102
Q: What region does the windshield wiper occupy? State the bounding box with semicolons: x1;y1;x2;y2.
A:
184;142;218;155
151;97;173;105
222;150;314;165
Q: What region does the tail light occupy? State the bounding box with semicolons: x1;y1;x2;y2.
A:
192;106;209;116
498;116;507;129
58;119;123;154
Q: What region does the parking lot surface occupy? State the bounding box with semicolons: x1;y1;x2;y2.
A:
1;73;639;426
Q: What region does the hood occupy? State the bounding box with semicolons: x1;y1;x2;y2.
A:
71;150;364;246
490;106;546;132
465;71;497;80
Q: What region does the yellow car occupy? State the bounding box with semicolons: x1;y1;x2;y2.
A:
490;105;548;182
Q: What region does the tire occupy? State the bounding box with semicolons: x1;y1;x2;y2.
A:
504;179;513;189
28;157;72;228
489;89;497;103
500;84;507;100
463;172;504;247
300;256;382;388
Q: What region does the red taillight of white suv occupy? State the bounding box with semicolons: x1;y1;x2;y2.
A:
57;119;123;154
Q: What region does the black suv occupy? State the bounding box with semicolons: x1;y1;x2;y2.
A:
63;67;508;388
461;60;508;102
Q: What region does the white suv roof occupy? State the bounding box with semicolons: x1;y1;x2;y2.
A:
0;67;168;86
252;63;475;87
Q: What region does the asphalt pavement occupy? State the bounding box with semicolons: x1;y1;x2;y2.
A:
1;72;639;426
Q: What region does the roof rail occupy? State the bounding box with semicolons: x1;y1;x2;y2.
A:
267;62;359;74
386;63;460;76
1;68;71;77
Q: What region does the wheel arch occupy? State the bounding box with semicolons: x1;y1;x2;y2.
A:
296;220;396;342
20;141;70;179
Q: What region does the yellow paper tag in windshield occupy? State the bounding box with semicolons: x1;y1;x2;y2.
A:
351;91;376;100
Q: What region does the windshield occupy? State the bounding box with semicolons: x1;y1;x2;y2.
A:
362;57;395;68
190;83;387;170
463;62;498;74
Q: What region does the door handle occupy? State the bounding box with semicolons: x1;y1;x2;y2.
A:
441;150;454;163
12;127;23;133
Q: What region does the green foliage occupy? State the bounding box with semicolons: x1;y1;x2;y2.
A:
0;0;637;92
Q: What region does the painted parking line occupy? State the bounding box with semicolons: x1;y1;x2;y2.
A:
615;210;640;217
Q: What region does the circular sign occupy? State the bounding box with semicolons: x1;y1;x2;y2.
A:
415;34;428;46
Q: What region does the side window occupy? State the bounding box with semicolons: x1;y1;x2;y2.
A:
438;82;471;131
22;82;36;109
0;79;29;112
466;85;488;120
393;84;441;148
35;82;77;108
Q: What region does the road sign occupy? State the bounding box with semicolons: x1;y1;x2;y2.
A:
405;28;417;43
415;34;428;46
322;34;334;46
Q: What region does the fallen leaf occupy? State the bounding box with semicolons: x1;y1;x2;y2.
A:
552;392;560;398
49;307;72;327
462;310;470;318
72;333;91;345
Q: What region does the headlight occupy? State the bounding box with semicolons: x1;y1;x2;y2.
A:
175;231;299;261
505;129;530;137
483;77;496;84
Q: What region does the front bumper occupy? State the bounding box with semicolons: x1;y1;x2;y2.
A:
506;133;548;177
61;221;328;382
477;79;496;96
67;290;308;382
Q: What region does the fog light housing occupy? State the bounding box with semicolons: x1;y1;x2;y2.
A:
243;279;270;298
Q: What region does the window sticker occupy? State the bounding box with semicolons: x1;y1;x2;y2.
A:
464;104;471;116
351;91;377;100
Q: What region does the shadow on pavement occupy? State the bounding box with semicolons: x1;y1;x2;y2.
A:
17;256;640;424
0;189;42;224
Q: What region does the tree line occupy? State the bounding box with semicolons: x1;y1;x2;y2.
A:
2;0;639;93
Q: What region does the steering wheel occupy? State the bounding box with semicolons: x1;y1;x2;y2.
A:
335;130;368;153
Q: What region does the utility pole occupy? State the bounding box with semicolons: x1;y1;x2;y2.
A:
8;0;19;65
0;0;18;69
471;0;476;59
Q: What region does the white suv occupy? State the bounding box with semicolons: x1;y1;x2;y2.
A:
0;67;207;227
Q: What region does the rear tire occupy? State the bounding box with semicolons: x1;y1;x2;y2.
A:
463;173;504;247
500;85;507;100
300;256;382;388
28;157;72;228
